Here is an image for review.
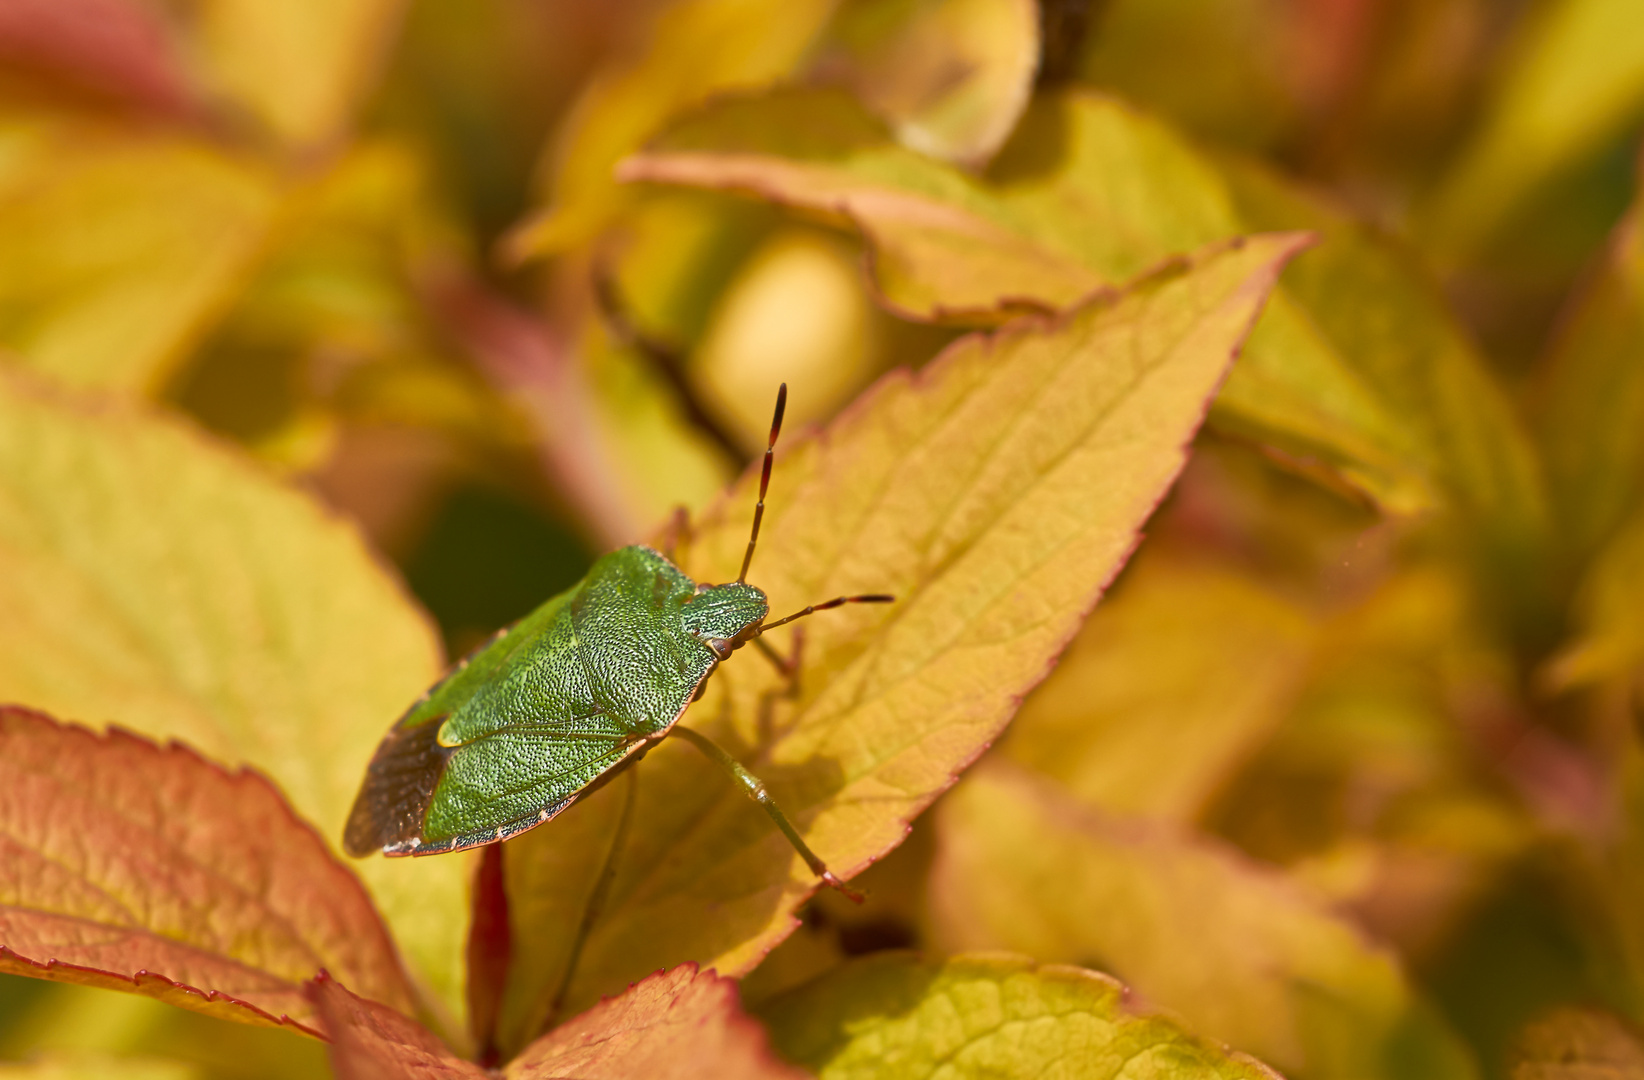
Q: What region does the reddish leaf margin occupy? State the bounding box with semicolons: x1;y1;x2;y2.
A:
0;705;418;1034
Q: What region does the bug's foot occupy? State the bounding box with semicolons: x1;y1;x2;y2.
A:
822;870;865;904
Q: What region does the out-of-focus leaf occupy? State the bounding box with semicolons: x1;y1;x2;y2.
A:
758;952;1284;1079
617;87;1115;318
817;0;1039;165
930;762;1476;1080
0;0;196;117
192;0;405;148
623;87;1543;521
0;372;471;1033
1422;0;1644;261
0;1057;200;1080
0;978;331;1080
494;233;1306;1032
1216;153;1546;540
0;707;415;1034
694;228;888;449
1534;182;1644;568
1213;566;1533;876
505;0;840;259
1508;1006;1644;1079
309;973;486;1080
505;965;807;1080
1075;0;1302;153
0;123;279;394
1544;510;1644;689
1004;551;1314;823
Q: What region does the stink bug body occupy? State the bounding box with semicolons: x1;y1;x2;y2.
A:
343;385;888;900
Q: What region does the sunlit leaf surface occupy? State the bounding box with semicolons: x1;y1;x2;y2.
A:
0;707;416;1035
929;762;1475;1079
505;965;807;1080
0;372;469;1030
493;232;1306;1037
758;953;1285;1079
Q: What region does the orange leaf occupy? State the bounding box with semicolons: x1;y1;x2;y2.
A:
309;973;487;1080
505;965;807;1080
0;706;417;1035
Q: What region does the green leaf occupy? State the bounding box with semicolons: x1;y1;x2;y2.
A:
1003;550;1315;822
756;952;1284;1079
1421;0;1644;261
0;706;416;1035
492;232;1308;1047
1508;1007;1644;1080
929;762;1477;1080
0;122;279;394
504;0;840;258
0;372;470;1035
622;86;1543;521
504;965;808;1080
1534;182;1644;568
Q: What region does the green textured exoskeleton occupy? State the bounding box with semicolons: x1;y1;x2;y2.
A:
344;385;888;900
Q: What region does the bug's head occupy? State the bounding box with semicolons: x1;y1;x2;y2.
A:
681;582;769;659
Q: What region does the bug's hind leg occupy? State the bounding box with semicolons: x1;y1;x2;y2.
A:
671;723;862;903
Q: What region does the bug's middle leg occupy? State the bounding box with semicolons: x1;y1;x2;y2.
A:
671;723;862;903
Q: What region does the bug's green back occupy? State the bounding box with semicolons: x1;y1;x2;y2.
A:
343;545;762;856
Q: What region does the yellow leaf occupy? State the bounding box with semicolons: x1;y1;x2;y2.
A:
620;86;1543;519
0;372;471;1039
193;0;405;148
506;0;840;259
1004;550;1314;823
0;123;279;395
930;762;1476;1080
819;0;1040;165
493;232;1309;1039
757;953;1284;1079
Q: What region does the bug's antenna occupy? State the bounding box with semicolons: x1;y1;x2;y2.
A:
760;593;895;633
739;383;786;584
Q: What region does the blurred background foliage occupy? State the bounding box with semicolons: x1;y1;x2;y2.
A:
4;0;1644;1077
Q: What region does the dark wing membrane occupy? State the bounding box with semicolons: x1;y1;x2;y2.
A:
343;715;454;856
411;719;644;854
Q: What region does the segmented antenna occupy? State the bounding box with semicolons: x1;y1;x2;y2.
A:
738;383;787;584
760;594;895;633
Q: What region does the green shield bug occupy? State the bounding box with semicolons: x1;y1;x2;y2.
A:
344;384;889;901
